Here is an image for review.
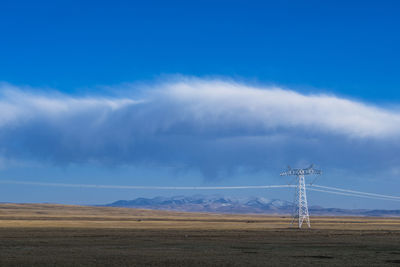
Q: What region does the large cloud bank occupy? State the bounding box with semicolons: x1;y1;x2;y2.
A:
0;79;399;177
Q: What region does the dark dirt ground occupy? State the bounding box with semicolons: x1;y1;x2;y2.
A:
1;204;400;266
0;228;400;266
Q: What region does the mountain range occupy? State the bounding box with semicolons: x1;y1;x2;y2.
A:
104;195;400;217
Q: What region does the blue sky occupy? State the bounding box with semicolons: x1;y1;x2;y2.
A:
0;0;400;209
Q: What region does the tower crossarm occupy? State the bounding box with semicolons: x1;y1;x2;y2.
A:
280;164;322;176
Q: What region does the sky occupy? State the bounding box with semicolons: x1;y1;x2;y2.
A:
0;0;400;209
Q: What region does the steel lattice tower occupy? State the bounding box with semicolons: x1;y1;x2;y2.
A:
280;164;322;229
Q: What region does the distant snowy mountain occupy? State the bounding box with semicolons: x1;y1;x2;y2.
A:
103;195;400;217
106;195;293;214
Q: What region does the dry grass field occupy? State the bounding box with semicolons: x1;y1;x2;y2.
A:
0;203;400;266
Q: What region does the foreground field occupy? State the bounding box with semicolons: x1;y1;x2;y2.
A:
0;204;400;266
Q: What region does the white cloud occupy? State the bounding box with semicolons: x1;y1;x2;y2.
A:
0;78;399;175
157;79;400;138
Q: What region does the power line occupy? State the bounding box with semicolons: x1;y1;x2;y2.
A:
1;180;400;203
311;184;400;200
0;180;295;190
307;187;400;202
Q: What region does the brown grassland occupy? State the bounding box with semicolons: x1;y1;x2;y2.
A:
0;203;400;266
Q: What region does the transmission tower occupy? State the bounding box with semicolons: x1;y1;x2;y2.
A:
280;164;322;229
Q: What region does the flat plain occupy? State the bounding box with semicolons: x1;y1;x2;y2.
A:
0;203;400;266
